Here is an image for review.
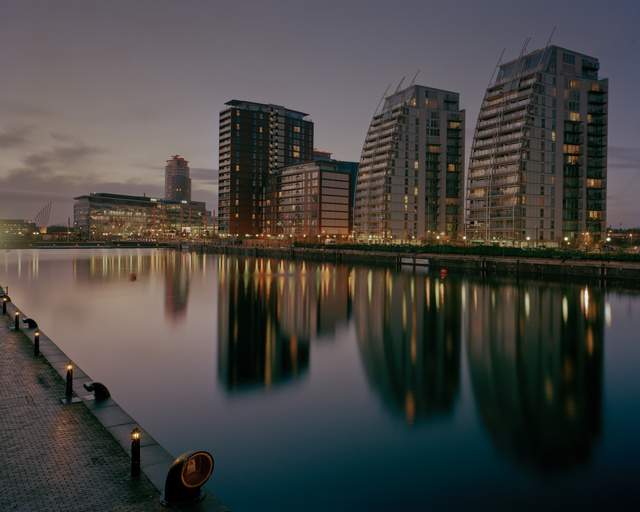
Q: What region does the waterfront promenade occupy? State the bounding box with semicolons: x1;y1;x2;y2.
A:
0;291;228;512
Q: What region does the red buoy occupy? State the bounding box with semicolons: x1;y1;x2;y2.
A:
130;273;137;281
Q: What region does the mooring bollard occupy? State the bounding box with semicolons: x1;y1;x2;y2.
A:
15;311;20;330
65;362;74;397
131;428;141;478
34;331;40;356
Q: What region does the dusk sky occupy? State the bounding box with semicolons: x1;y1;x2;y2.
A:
1;0;638;227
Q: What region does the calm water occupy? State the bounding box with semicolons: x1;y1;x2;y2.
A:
2;249;639;511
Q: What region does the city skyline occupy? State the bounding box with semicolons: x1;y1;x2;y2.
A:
0;0;638;228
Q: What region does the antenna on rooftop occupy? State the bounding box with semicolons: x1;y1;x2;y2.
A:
546;26;556;47
409;70;420;87
374;83;393;115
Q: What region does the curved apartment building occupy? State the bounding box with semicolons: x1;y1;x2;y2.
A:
354;85;464;244
466;45;608;248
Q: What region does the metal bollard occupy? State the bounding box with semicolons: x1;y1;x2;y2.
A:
65;362;73;397
15;311;20;330
131;428;141;478
2;296;7;314
34;331;40;356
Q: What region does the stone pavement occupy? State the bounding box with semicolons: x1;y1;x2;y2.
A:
0;290;228;512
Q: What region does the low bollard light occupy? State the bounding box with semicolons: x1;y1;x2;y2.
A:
15;311;20;330
131;428;141;478
65;362;74;397
2;296;7;314
34;331;40;356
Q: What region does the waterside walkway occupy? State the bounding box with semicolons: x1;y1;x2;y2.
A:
0;289;228;512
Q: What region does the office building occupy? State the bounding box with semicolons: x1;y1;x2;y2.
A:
74;193;208;240
354;84;465;243
165;155;191;202
218;100;314;236
466;45;608;247
270;154;357;239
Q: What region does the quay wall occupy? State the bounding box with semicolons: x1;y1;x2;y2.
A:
181;243;640;285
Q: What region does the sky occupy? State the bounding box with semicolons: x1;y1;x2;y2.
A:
0;0;638;228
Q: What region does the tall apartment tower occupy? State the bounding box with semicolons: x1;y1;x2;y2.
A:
164;155;191;202
354;84;465;243
466;44;608;247
218;100;314;236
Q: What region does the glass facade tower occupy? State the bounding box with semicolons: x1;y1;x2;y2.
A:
466;45;608;247
354;85;465;243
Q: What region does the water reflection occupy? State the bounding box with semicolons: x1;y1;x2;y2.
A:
352;268;461;424
466;279;603;472
70;250;197;322
216;256;352;392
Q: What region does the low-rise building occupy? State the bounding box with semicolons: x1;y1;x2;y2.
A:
73;193;209;240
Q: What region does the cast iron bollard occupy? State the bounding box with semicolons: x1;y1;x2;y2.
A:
131;428;141;478
34;331;40;356
83;382;111;401
15;311;19;330
65;362;73;398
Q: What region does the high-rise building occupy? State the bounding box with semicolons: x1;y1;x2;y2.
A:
466;45;608;247
354;85;465;243
217;100;314;236
164;155;191;202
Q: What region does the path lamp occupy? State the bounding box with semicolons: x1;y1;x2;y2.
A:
34;331;40;357
15;311;20;330
3;296;8;314
131;428;141;478
65;362;74;398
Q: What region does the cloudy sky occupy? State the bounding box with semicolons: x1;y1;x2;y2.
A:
1;0;638;227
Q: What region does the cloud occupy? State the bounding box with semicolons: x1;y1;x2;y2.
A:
0;125;33;148
190;167;218;185
0;99;52;119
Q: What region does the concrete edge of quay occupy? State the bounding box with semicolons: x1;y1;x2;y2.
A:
183;243;640;287
1;289;229;512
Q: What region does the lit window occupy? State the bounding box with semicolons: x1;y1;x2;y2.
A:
569;112;580;122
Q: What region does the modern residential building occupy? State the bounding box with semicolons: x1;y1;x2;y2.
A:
466;44;608;247
270;154;357;240
73;193;209;240
218;100;314;237
354;84;465;244
165;155;191;202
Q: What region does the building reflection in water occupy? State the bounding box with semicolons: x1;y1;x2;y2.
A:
352;268;461;425
217;256;351;393
164;251;192;321
69;249;196;322
466;279;603;472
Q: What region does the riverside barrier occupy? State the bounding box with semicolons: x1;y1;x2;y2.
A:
177;244;640;286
